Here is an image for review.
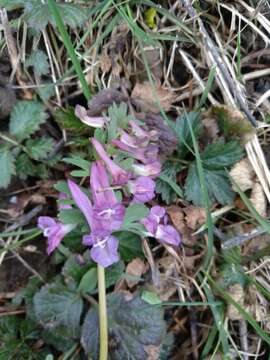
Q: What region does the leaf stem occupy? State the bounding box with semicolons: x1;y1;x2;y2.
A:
47;0;91;101
98;264;108;360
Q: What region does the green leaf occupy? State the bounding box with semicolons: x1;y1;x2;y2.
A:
141;290;162;305
10;150;31;172
0;146;15;188
202;141;243;170
185;163;235;206
9;101;48;141
55;107;89;133
25;50;49;77
54;180;70;195
156;161;182;204
105;261;125;288
63;156;90;171
107;102;131;141
117;231;144;261
23;2;88;31
175;111;201;157
122;204;149;226
33;283;83;337
78;268;97;294
26;138;54;160
62;255;91;284
58;208;86;226
81;293;166;360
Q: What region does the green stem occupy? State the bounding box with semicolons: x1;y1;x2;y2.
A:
47;0;91;101
98;264;108;360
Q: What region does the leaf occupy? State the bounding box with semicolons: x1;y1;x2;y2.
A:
117;231;144;261
175;112;201;157
62;255;91;284
201;141;244;170
25;50;49;77
58;208;86;226
54;107;89;133
81;293;166;360
141;290;162;305
15;153;36;180
23;2;88;31
78;268;97;294
122;204;149;226
26;138;54;160
9;101;48;141
145;8;157;29
131;82;175;113
105;261;125;288
62;156;90;171
107;102;130;141
155;161;182;204
33;283;83;338
0;146;15;188
185;163;235;206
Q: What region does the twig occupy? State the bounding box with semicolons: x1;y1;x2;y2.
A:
221;227;266;249
239;319;249;360
5;205;43;232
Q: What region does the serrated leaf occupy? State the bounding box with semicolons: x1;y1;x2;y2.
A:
81;293;166;360
23;2;88;31
33;283;83;338
9;101;48;141
202;141;244;170
25;50;49;77
175;111;201;157
62;255;91;284
0;146;15;188
155;161;182;204
185;163;235;206
26;138;54;160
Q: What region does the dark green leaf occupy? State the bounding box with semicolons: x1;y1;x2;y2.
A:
62;255;91;284
55;107;89;133
202;141;243;170
185;163;235;206
26;138;54;160
0;146;15;188
175;112;201;157
117;231;143;261
105;261;125;288
34;283;83;337
25;50;49;77
63;156;90;171
156;161;182;204
81;293;166;360
9;101;48;141
23;2;88;31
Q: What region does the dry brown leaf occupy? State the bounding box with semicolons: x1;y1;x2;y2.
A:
131;82;175;113
86;89;128;116
230;158;255;192
125;258;147;288
145;344;160;360
202;115;219;143
184;206;206;230
227;283;244;320
100;54;112;74
250;182;267;217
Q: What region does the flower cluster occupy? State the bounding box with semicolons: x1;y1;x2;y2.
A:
38;111;181;267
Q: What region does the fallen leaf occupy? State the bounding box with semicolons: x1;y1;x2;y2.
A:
230;158;255;192
183;206;206;230
99;53;112;74
125;258;147;288
202;113;219;143
145;344;160;360
250;182;267;217
135;47;163;81
227;283;244;320
131;82;175;113
87;89;128;116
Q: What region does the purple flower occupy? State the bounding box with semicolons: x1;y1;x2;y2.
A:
92;138;130;185
141;206;181;246
132;160;161;178
38;216;75;255
75;105;107;128
128;176;155;203
67;160;125;267
83;231;119;268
